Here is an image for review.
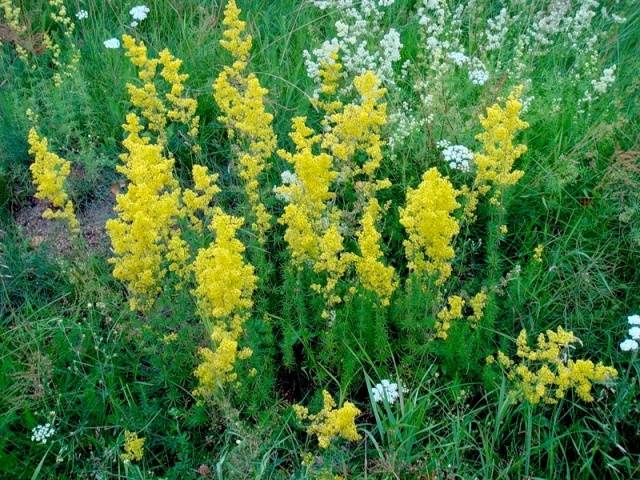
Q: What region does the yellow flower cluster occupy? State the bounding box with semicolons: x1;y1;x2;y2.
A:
193;328;253;397
120;431;145;463
278;64;396;312
1;0;29;61
27;128;79;233
474;87;528;196
468;290;488;327
435;295;465;339
182;165;220;231
192;209;256;319
213;0;276;243
322;70;390;193
492;327;618;404
400;167;460;283
533;244;544;262
294;390;361;449
105;114;183;311
191;208;257;396
122;35;199;150
275;117;336;264
313;47;343;114
48;0;80;87
354;199;397;306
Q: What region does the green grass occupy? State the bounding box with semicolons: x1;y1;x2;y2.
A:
1;0;640;478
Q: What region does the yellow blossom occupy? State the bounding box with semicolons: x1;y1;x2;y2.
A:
105;113;183;311
494;326;617;404
474;86;529;196
354;199;397;305
400;167;460;283
294;390;361;449
122;35;199;149
276;117;336;264
435;295;465;339
468;290;488;327
27;128;79;233
213;0;277;243
121;431;145;463
533;244;544;262
191;208;257;395
322;70;388;192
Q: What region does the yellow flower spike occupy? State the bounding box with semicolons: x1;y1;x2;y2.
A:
533;244;544;262
468;290;488;327
106;113;183;311
400;167;460;283
294;390;361;449
474;86;529;196
213;0;277;244
322;70;388;190
27;129;80;233
276;116;337;264
122;35;200;148
354;199;397;305
192;208;256;320
191;208;257;396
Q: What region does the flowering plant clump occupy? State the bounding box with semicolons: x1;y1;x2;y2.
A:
400;167;460;283
213;0;277;244
27;128;79;233
294;390;361;449
473;87;529;197
121;34;200;150
192;209;257;396
277;58;396;314
105;114;183;311
490;327;617;404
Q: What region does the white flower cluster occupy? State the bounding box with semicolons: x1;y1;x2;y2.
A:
305;0;402;90
388;103;424;151
529;0;571;48
130;4;150;27
31;424;56;444
468;63;489;86
75;10;88;21
273;170;300;202
372;379;405;404
417;2;488;87
484;8;510;52
620;314;640;352
439;141;473;171
103;38;120;49
592;65;616;94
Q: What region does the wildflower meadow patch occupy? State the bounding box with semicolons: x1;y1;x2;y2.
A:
1;1;639;478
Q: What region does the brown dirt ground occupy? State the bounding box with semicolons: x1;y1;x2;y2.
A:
15;194;115;256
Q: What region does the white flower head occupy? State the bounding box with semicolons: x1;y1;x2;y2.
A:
130;5;150;22
103;38;121;49
620;339;639;352
448;51;468;67
629;327;640;340
130;21;139;28
280;170;298;185
468;68;489;86
31;423;56;444
442;144;473;172
627;314;640;325
372;379;405;404
75;10;88;20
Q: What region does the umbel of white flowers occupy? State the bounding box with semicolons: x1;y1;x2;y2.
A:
620;314;640;352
